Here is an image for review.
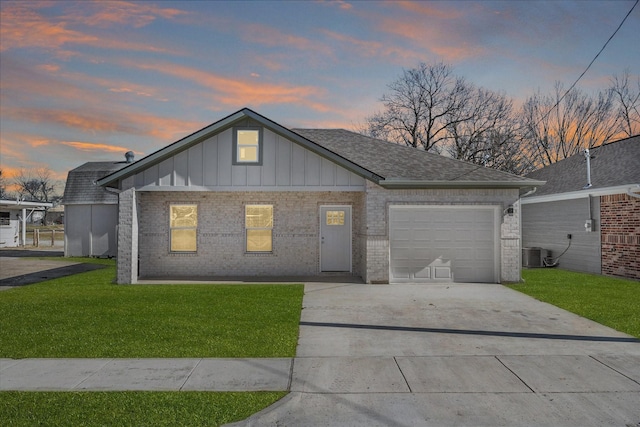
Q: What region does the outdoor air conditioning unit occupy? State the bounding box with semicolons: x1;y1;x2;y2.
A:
522;247;550;268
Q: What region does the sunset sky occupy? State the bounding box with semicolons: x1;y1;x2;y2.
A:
1;0;638;187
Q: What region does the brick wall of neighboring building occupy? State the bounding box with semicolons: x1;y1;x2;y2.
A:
600;193;640;279
136;191;365;279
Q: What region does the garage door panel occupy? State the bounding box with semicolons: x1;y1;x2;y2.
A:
389;206;498;284
434;266;451;279
414;268;431;279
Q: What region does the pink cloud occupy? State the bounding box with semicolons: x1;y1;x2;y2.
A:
61;141;142;155
321;30;423;62
357;2;485;63
67;1;187;28
318;1;353;11
3;106;201;142
239;22;333;57
0;3;177;54
129;61;333;112
393;1;463;20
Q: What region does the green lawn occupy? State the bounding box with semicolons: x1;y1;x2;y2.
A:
0;257;303;425
508;269;640;338
0;259;304;358
1;391;286;427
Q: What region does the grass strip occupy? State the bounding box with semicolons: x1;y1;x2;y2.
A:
508;269;639;338
0;391;285;427
0;260;304;358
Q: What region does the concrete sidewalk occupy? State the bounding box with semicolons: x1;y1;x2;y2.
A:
0;358;292;391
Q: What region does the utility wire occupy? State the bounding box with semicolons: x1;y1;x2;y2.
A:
548;0;638;116
448;0;638;181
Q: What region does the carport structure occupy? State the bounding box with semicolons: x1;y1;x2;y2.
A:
0;199;53;248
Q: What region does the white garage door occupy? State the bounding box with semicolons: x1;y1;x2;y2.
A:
389;206;499;283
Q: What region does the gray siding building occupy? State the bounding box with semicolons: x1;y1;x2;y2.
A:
522;135;640;279
62;161;130;257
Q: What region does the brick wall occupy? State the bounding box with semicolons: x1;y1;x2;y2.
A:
117;188;138;284
600;193;640;279
363;182;521;283
135;191;364;280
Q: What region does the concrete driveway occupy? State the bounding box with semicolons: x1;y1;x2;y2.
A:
231;283;640;427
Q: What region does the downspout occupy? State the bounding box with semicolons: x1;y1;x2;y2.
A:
100;184;122;258
627;185;640;199
520;187;537;198
583;149;592;189
21;208;26;247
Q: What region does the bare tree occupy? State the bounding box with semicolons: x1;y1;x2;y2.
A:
364;62;472;153
443;87;529;174
519;82;618;168
0;169;10;199
13;168;62;224
610;69;640;137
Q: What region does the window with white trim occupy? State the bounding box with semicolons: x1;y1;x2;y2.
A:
170;204;197;252
233;128;262;165
245;205;273;252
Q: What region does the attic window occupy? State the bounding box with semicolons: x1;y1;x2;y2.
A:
233;128;263;165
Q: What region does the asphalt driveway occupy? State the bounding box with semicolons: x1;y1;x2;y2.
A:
231;282;640;427
0;250;104;289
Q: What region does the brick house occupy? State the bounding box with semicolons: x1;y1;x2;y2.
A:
96;108;542;284
522;135;640;279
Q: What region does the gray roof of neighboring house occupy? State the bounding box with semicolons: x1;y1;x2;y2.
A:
525;135;640;197
63;161;129;205
97;108;542;190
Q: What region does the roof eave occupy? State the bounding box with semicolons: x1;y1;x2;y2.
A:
377;179;545;190
0;200;54;208
96;109;251;187
96;108;383;188
521;183;640;204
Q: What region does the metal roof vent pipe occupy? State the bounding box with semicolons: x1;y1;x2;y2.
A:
583;148;593;189
125;151;135;163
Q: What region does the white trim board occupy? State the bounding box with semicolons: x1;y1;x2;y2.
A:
521;184;640;204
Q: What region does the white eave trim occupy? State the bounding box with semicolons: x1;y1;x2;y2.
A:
378;179;545;189
521;183;640;204
0;200;53;209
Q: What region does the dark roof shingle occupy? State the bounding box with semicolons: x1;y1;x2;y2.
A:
63;162;129;205
294;128;534;183
525;135;640;196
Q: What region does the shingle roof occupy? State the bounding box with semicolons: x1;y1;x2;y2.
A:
525;135;640;197
97;108;542;190
294;128;535;184
63;161;129;205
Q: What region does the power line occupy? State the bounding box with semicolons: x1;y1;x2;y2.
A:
448;0;638;181
550;0;638;114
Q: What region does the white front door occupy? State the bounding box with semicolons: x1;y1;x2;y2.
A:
320;206;352;272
